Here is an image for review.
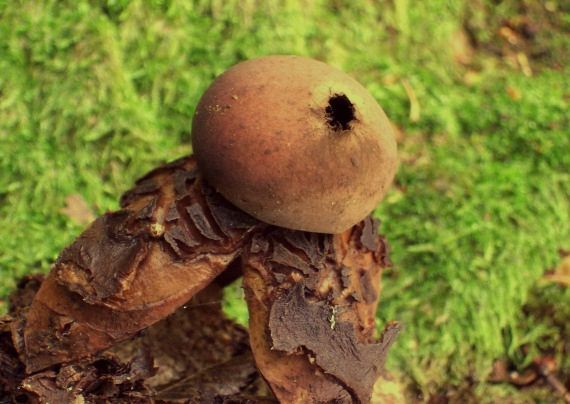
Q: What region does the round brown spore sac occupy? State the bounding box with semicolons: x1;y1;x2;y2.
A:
192;55;398;234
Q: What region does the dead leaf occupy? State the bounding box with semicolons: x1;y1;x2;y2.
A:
488;359;510;383
498;26;521;45
60;194;95;225
452;30;474;65
506;86;522;101
516;52;533;76
544;255;570;286
488;359;538;386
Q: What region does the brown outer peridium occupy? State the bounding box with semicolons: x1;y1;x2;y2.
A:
242;218;400;403
192;55;398;234
16;157;263;373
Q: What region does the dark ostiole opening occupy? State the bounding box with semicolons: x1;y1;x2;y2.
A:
326;94;355;131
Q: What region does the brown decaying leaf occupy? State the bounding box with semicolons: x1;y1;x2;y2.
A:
60;194;96;225
506;86;522;101
544;255;570;286
452;29;474;65
488;356;570;403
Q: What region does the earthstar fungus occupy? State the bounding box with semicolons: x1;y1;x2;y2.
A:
4;56;399;403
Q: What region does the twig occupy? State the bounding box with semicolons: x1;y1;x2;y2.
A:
537;362;570;403
401;79;420;123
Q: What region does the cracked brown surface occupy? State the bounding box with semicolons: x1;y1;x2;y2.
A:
17;156;263;373
243;220;399;403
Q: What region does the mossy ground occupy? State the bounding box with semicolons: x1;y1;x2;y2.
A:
0;1;568;401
